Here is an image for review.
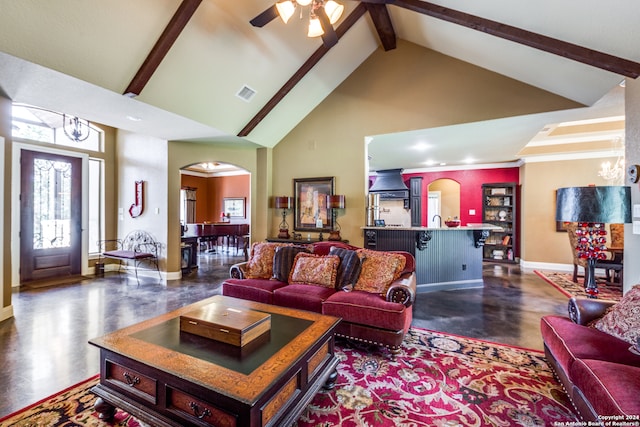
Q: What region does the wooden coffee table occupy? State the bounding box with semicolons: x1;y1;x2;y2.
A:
89;295;340;427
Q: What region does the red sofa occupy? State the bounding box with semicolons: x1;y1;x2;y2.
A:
540;297;640;424
222;241;417;353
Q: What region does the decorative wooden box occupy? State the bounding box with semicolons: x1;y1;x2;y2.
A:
179;303;271;347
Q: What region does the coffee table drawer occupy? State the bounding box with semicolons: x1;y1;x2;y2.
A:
167;386;237;427
105;360;157;403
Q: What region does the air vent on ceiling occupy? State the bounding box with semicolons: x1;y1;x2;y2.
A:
236;85;256;102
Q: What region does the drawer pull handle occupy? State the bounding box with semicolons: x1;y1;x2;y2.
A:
189;402;211;419
122;372;140;387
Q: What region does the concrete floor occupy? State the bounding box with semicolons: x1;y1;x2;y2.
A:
0;250;569;418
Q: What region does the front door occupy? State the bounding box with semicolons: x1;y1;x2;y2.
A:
20;150;82;282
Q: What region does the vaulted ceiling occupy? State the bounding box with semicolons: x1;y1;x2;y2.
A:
0;1;638;168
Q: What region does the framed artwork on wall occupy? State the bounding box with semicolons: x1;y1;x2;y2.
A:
294;177;334;232
223;197;246;218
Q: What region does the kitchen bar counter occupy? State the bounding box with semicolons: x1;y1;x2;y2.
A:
361;225;502;291
361;223;502;231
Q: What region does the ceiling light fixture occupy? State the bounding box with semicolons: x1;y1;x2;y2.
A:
201;162;220;170
598;136;625;184
62;114;91;142
275;0;344;37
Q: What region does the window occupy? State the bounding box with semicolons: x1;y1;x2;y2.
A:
180;188;197;224
88;158;104;254
12;104;103;152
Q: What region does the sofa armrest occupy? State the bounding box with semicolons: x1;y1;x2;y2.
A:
229;262;248;279
568;297;617;325
385;272;417;307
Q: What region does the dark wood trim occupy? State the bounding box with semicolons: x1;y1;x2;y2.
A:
392;0;640;78
123;0;202;96
237;3;367;137
364;3;396;51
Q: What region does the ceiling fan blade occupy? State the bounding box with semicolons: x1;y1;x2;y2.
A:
317;6;338;48
250;4;278;27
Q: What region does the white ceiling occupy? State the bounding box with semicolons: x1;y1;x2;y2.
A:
0;1;638;169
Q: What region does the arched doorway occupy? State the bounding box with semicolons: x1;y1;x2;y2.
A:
427;178;460;227
179;161;251;272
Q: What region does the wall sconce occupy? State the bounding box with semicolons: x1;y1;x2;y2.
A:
274;196;293;239
327;195;346;241
556;185;631;297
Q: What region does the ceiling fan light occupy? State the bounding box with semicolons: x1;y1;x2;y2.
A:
297;0;312;6
324;1;344;24
307;17;324;37
276;1;296;24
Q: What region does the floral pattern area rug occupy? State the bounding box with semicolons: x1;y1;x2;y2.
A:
0;329;577;427
534;270;622;301
0;375;148;427
296;329;577;426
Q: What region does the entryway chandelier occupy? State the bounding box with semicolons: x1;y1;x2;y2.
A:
275;0;344;37
62;114;91;142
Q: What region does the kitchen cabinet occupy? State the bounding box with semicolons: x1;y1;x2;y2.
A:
410;177;422;227
482;183;518;263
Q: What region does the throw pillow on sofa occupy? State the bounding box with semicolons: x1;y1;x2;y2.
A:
593;285;640;346
288;253;340;288
329;246;362;291
272;245;311;282
354;248;406;294
246;242;291;279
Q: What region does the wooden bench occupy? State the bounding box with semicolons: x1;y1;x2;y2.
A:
97;230;161;281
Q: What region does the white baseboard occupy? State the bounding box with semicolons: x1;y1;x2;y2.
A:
519;260;573;272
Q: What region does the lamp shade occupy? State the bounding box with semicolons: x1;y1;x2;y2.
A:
307;17;324;37
556;186;631;224
327;195;345;209
324;1;344;24
274;196;292;210
275;1;296;24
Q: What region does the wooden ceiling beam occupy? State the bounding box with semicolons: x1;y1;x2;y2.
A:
364;3;396;51
393;0;640;78
123;0;202;97
238;3;367;137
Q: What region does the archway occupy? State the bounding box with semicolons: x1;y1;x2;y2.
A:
179;161;251;271
427;178;460;227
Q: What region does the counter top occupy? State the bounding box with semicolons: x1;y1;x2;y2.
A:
361;223;503;231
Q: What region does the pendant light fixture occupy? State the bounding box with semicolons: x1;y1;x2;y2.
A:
62;114;91;142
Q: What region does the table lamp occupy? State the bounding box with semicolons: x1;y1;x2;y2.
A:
327;195;346;241
556;186;631;297
274;196;293;239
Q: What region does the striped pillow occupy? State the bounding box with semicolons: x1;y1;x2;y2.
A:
272;245;311;282
329;247;362;291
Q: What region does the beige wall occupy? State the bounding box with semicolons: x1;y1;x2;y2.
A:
272;41;581;246
116;130;169;271
520;158;619;265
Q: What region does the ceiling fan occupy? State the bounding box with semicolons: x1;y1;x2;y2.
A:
250;0;345;48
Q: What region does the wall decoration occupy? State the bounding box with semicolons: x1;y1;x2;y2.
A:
294;177;334;232
223;197;246;218
129;180;144;218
